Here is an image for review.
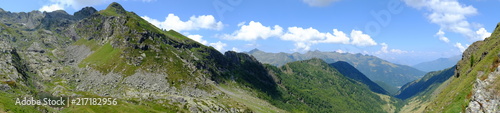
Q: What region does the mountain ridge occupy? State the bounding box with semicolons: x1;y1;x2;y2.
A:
330;61;390;95
0;2;401;112
246;49;426;93
412;55;461;72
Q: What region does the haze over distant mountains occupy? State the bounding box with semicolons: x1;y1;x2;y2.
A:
246;49;426;94
412;55;461;72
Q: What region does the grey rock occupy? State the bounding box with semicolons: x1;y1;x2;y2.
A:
0;84;11;91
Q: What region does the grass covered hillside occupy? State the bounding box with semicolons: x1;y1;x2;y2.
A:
330;61;389;95
424;23;500;113
263;58;398;112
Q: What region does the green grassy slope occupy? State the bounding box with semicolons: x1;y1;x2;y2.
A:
395;66;455;100
263;58;390;112
424;23;500;113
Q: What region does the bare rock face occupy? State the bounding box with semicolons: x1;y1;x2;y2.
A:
466;65;500;113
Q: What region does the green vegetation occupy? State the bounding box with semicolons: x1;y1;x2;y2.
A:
395;66;455;100
247;49;426;92
425;23;500;112
78;42;138;75
261;58;388;112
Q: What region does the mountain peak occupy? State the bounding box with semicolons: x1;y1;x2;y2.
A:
74;7;97;20
248;48;262;53
101;2;126;16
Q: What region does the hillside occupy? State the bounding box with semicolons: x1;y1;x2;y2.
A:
264;58;396;112
412;56;460;72
0;2;402;112
423;23;500;112
330;61;389;95
247;49;426;93
395;66;455;100
0;2;281;112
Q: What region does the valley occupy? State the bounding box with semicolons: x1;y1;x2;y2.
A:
0;2;499;113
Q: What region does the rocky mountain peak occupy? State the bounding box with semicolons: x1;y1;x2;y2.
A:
74;7;97;20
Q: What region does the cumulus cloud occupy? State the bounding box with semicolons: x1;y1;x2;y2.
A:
280;28;372;51
281;27;325;42
350;30;377;46
222;21;283;41
142;14;224;32
222;21;377;51
377;43;408;54
435;29;450;43
209;41;227;52
302;0;340;7
187;35;208;45
39;4;64;12
454;42;468;52
403;0;491;41
475;28;492;39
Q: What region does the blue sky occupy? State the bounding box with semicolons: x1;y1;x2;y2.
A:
1;0;499;65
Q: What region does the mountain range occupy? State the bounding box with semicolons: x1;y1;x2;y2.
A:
412;55;461;72
0;2;498;113
246;49;426;94
0;2;398;112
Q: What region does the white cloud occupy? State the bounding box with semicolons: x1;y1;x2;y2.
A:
335;49;345;53
320;29;350;44
209;41;227;52
380;43;389;53
454;42;468;52
222;21;377;51
231;47;240;52
435;29;450;43
377;43;407;54
350;30;377;46
187;35;208;45
43;0;109;10
222;21;283;41
302;0;340;7
281;27;325;42
390;49;408;54
141;14;223;32
475;28;491;39
281;27;362;51
39;4;64;12
403;0;491;41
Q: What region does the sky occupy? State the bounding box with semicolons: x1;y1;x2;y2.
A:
0;0;499;65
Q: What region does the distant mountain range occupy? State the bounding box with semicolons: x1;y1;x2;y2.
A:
412;55;461;72
246;49;426;94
